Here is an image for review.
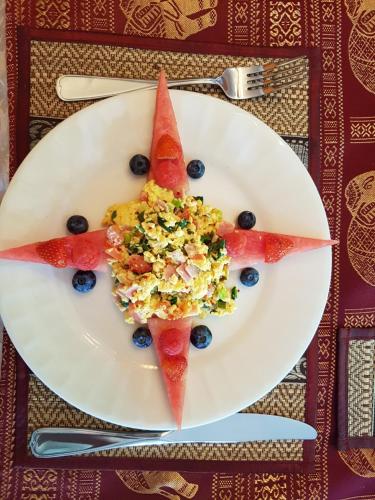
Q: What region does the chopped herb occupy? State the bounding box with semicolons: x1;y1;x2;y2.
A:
111;210;117;221
231;287;238;300
138;211;145;223
114;277;120;285
157;216;174;233
123;233;132;245
141;240;151;252
172;199;183;208
128;245;142;254
217;300;227;309
201;232;213;245
209;238;225;257
166;243;175;252
194;196;204;203
178;219;188;229
151;286;158;294
170;296;178;305
120;300;129;308
135;224;145;234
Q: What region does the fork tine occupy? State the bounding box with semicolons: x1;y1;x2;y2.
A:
262;76;307;95
246;56;307;78
247;62;307;89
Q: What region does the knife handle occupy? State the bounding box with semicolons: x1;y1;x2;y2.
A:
29;427;168;458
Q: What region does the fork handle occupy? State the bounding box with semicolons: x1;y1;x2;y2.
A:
56;75;218;101
29;427;168;458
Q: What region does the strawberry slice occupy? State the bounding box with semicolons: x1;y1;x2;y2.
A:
161;355;187;382
127;255;152;274
36;238;69;268
158;328;184;356
264;234;294;263
155;134;181;160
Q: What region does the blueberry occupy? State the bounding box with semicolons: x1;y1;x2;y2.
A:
67;215;89;234
72;270;96;293
190;325;212;349
240;267;259;287
187;160;205;179
132;327;153;348
129;154;150;175
237;211;256;230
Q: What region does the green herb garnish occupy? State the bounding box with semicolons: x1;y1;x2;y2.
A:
201;232;213;245
123;233;132;245
138;211;145;223
172;199;183;208
217;300;227;309
231;287;238;300
157;216;174;233
135;224;145;234
170;296;178;305
194;196;204;203
120;300;129;308
111;210;117;221
178;219;188;229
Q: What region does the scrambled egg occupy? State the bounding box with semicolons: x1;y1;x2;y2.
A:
103;181;238;324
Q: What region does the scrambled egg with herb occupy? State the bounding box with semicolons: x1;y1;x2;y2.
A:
103;181;238;324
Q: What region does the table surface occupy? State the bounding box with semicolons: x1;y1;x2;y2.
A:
1;2;375;499
0;0;7;366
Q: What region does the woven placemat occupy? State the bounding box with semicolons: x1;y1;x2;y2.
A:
338;328;375;450
12;32;318;472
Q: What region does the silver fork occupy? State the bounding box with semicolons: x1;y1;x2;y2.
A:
56;57;307;102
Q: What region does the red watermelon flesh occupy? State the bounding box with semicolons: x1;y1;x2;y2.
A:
222;227;337;269
148;70;188;197
148;317;192;428
0;229;107;270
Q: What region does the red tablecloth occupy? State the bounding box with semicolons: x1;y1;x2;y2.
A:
2;1;375;499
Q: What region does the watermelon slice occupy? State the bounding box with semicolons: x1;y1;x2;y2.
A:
148;70;188;197
221;227;337;269
148;317;192;428
0;229;107;270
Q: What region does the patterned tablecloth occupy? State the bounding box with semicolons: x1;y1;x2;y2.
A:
1;1;375;499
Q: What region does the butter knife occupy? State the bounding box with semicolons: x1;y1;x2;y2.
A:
30;413;317;458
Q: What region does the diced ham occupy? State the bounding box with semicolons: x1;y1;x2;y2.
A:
185;264;199;278
164;264;177;279
106;225;123;246
176;264;192;283
170;250;186;263
118;284;140;299
184;243;199;257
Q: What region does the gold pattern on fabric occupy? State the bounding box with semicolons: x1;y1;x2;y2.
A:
269;1;302;46
350;116;375;143
345;0;375;94
65;470;101;499
116;471;198;499
35;0;71;29
119;0;218;40
347;339;375;437
29;40;309;138
345;171;375;287
345;307;375;328
81;0;115;32
27;375;304;461
338;448;375;478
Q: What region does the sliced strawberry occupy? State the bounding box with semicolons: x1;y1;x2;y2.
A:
152;160;186;193
127;255;152;274
155;134;181;160
264;234;294;263
223;230;247;258
161;355;187;382
36;238;68;268
158;328;184;356
71;240;101;270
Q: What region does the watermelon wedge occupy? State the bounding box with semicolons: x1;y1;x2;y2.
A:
0;229;107;270
148;70;188;197
221;227;337;269
148;317;192;428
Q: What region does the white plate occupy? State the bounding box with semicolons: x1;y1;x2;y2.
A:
0;91;331;430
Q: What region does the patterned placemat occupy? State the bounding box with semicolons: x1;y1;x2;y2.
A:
337;328;375;450
10;30;318;473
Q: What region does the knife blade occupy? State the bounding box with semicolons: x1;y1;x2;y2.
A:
30;413;316;458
